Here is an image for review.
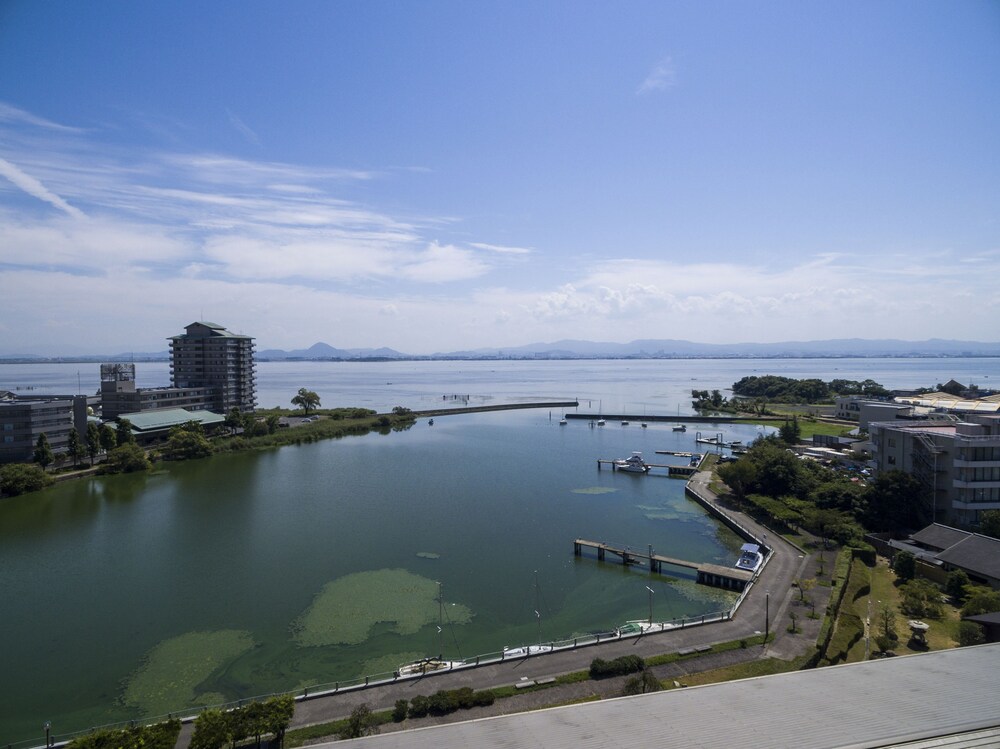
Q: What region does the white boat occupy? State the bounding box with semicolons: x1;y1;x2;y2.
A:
596;418;606;426
559;417;567;425
734;543;763;573
621;419;629;426
502;644;554;658
614;451;650;473
396;657;462;677
672;424;686;432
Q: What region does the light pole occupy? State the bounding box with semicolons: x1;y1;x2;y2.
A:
646;586;654;625
764;590;770;645
44;721;51;748
865;595;872;659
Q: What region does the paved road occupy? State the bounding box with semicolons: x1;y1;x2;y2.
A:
177;470;830;746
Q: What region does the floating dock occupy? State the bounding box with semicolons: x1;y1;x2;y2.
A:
573;539;754;591
596;459;697;477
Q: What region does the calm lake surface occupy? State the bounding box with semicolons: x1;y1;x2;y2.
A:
1;358;998;742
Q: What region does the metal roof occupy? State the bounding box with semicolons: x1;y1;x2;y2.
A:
936;535;1000;581
118;408;224;431
324;644;1000;749
910;523;974;552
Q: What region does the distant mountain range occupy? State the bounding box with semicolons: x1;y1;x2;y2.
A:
261;338;1000;360
2;338;999;363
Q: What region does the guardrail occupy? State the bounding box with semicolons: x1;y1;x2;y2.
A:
11;607;735;749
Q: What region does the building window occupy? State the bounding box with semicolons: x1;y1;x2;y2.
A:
887;455;896;465
888;438;896;448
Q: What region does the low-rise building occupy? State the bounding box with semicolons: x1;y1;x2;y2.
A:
0;396;76;463
869;414;1000;527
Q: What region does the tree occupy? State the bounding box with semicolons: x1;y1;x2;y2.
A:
797;577;817;603
98;423;118;453
862;470;930;533
392;699;409;722
891;550;916;581
85;422;101;466
778;417;801;445
961;587;1000;617
262;695;295;747
945;569;970;603
33;432;54;469
291;388;321;414
900;579;943;619
743;440;813;499
225;407;243;435
621;670;662;695
67;428;85;467
115;418;135;445
190;709;230;749
342;704;379;739
0;463;54;497
979;510;1000;541
100;443;152;474
717;459;757;505
164;423;213;460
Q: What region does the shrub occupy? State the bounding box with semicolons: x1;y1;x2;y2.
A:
68;720;181;749
589;655;645;679
392;699;409;722
958;621;985;647
622;671;662;696
0;463;53;497
900;579;943;619
408;695;430;719
945;569;970;603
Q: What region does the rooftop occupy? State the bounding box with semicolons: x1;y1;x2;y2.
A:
318;644;1000;749
118;408;225;432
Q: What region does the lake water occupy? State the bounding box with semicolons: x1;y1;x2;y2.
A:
1;357;998;743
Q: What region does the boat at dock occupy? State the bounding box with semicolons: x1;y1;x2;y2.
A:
734;543;763;573
614;452;650;473
396;657;463;677
502;644;554;658
672;424;686;432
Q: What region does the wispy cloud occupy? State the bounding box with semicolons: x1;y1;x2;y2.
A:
0;103;84;132
470;242;533;255
0;157;86;218
226;109;261;146
637;57;677;95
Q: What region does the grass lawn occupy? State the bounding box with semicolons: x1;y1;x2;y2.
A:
675;655;808;688
845;558;960;662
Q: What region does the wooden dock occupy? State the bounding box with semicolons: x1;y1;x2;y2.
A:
596;459;697;478
573;539;754;591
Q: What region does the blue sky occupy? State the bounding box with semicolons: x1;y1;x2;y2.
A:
1;1;998;355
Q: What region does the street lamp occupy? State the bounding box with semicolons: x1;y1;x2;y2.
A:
646;586;654;625
44;721;51;748
764;590;770;645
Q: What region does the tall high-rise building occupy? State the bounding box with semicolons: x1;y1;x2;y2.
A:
169;322;256;413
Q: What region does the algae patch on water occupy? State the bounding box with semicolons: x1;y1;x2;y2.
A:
571;487;618;495
292;568;472;647
122;630;254;717
416;551;440;559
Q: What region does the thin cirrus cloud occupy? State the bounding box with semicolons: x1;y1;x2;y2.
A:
0;104;507;288
637;56;677;94
0;157;86;219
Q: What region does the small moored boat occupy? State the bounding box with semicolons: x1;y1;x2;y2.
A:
614;452;650;473
734;543;763;573
396;657;462;677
